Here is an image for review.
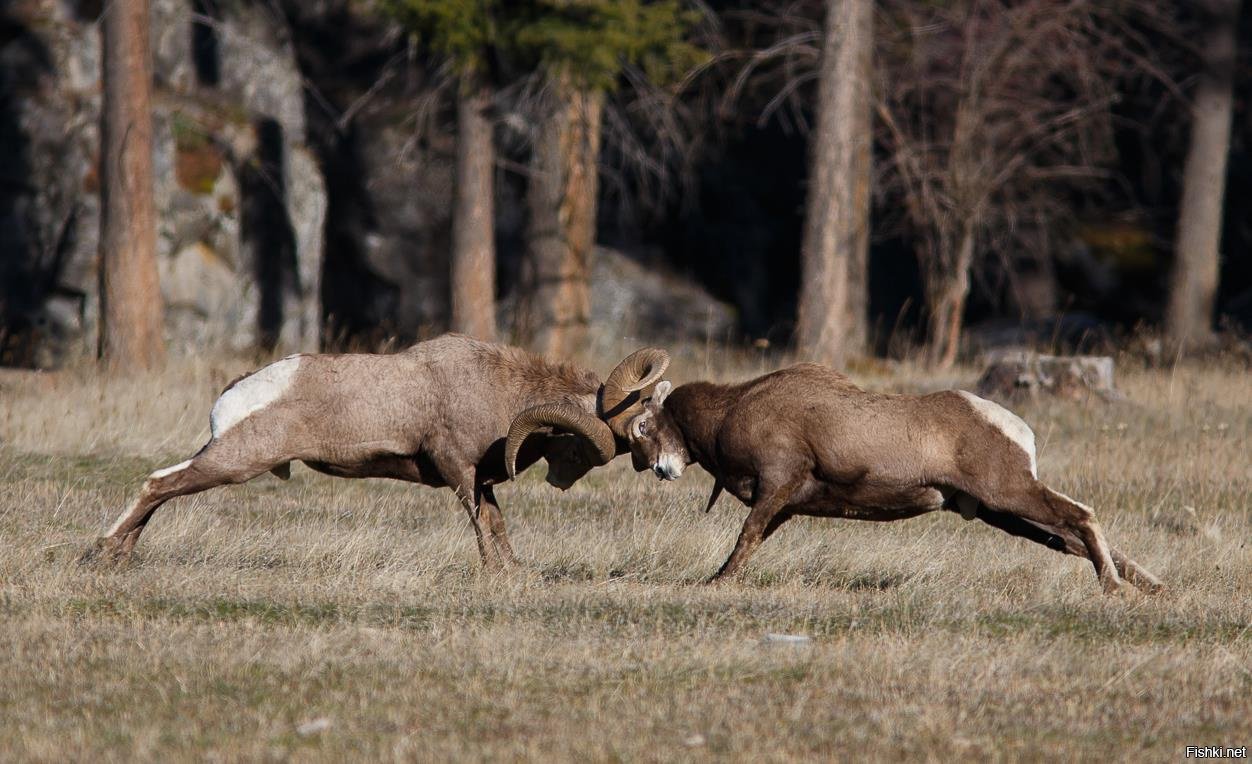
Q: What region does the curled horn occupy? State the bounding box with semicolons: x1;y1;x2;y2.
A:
505;403;617;479
600;348;671;437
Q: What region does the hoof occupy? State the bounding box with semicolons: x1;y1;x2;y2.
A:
479;555;523;575
1100;575;1129;596
78;537;127;567
1124;568;1165;595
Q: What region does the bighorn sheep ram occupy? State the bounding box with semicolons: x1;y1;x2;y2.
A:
596;364;1162;594
84;334;670;568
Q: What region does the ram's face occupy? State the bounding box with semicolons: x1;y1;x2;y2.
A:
542;434;600;490
626;382;688;481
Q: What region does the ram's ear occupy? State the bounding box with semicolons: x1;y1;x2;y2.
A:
651;380;672;406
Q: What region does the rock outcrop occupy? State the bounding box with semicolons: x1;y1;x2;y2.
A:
975;351;1120;402
1;0;325;365
586;247;736;351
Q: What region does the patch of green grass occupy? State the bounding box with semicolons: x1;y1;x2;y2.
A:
46;589;1252;649
59;596;445;632
0;452;143;485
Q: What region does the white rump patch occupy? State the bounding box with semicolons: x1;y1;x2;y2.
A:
210;355;302;437
957;390;1038;477
150;459;193;479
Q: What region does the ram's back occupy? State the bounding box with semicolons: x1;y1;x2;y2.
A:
714;365;973;485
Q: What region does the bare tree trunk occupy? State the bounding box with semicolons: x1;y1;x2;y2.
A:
450;79;496;341
522;79;603;357
845;0;873;355
1166;0;1241;350
98;0;164;368
796;0;873;365
924;222;975;369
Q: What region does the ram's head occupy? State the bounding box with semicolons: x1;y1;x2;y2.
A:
505;348;670;489
622;380;687;480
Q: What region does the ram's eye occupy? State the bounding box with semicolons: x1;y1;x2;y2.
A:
638;420;649;435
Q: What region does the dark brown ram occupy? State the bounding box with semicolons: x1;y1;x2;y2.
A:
609;364;1162;594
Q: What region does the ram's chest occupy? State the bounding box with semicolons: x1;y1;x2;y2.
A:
700;446;752;503
719;473;756;504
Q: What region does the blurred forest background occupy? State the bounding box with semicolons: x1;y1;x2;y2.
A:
1;0;1248;370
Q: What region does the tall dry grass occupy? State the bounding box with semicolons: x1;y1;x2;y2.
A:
0;351;1248;761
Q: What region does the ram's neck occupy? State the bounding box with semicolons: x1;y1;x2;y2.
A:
520;386;598;414
667;382;737;468
512;363;602;416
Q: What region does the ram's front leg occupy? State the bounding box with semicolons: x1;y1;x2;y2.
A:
447;481;500;571
477;484;518;567
440;458;511;571
709;475;803;583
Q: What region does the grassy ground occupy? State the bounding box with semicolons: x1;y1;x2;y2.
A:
0;354;1249;761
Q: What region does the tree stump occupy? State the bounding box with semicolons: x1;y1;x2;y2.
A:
975;352;1119;402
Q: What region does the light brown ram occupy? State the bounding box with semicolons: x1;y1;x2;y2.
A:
84;334;669;568
591;363;1162;594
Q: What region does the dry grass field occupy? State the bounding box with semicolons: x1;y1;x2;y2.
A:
0;351;1249;761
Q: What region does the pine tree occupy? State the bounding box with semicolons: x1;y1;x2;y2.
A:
510;1;705;356
381;0;503;341
382;1;704;354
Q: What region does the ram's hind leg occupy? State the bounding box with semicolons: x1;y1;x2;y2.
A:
1104;546;1162;593
969;481;1124;594
82;444;278;564
975;507;1163;593
1037;488;1124;593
